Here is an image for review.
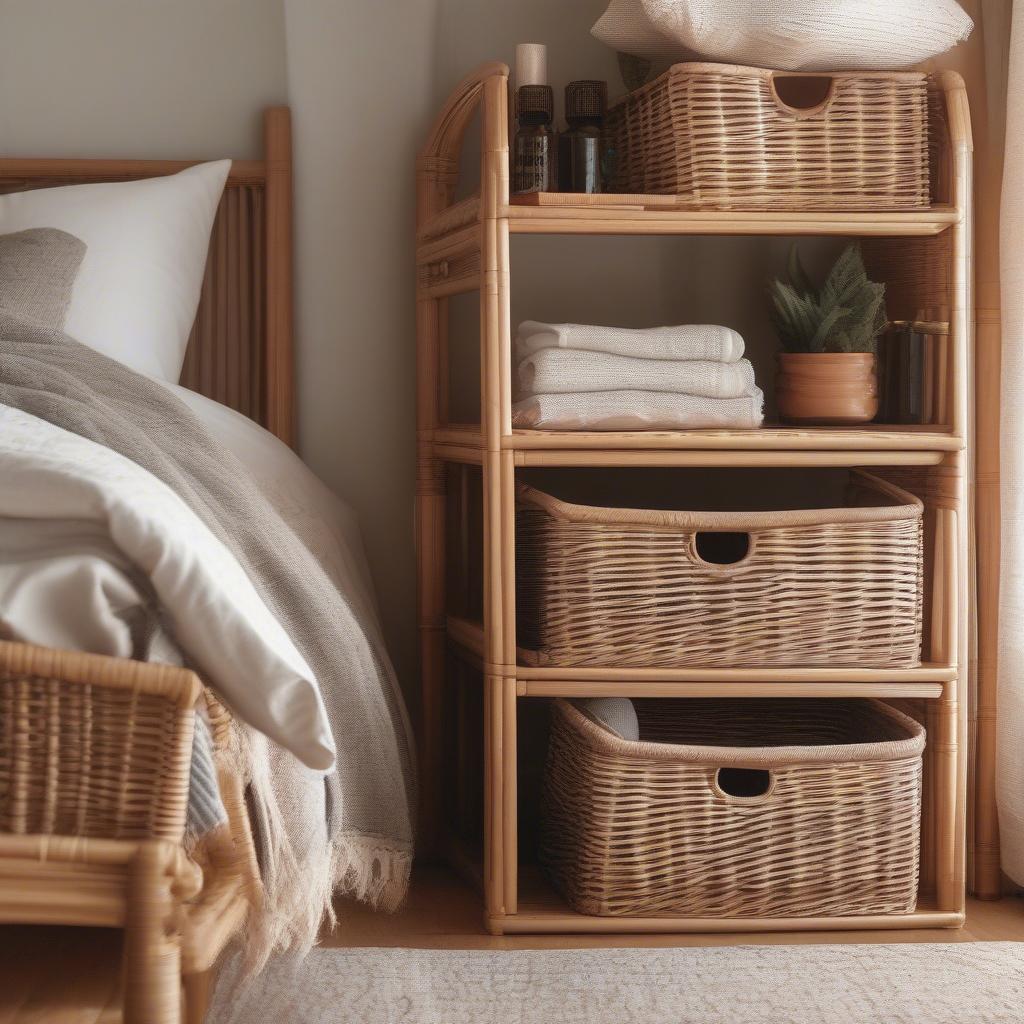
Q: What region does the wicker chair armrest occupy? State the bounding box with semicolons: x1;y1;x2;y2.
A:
0;639;203;708
0;833;202;892
0;640;202;843
0;833;202;930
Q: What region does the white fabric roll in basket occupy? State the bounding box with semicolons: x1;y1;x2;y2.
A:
592;0;973;72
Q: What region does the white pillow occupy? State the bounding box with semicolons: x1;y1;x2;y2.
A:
0;161;229;381
572;697;640;741
594;0;973;72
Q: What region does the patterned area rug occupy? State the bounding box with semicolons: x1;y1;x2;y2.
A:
210;942;1024;1023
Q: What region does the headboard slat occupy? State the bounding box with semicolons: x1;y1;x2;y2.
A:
179;183;266;424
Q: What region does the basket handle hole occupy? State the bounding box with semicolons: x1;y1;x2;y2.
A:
771;75;835;114
716;767;772;799
694;531;750;566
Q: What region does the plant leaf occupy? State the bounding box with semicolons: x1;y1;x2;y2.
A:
771;243;887;354
812;304;849;352
787;244;815;297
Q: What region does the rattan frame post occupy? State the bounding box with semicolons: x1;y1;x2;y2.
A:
416;63;973;936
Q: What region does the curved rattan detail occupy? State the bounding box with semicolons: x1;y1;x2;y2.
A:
540;697;924;918
606;63;931;211
517;471;924;668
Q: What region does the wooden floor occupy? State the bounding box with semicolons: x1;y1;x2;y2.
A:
327;866;1024;949
3;867;1024;1022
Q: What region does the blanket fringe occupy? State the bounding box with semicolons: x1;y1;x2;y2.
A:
229;726;413;977
334;835;414;915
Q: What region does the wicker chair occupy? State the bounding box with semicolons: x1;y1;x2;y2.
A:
0;640;259;1023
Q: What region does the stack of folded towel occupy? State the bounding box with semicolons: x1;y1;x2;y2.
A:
512;321;764;430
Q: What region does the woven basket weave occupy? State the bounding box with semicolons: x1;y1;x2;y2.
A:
605;63;930;210
517;470;923;669
0;651;196;841
540;698;924;918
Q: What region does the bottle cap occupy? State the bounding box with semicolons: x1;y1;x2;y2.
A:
518;84;554;125
565;80;607;123
515;43;548;88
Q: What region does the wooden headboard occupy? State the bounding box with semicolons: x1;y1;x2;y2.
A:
0;107;295;447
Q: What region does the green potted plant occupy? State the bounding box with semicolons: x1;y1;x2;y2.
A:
769;244;887;425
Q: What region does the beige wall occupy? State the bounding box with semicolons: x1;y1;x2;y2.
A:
282;0;439;691
0;0;287;158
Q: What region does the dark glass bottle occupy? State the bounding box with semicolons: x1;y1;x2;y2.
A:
559;80;607;194
513;85;556;194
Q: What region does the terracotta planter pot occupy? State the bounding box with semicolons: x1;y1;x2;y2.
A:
776;352;878;425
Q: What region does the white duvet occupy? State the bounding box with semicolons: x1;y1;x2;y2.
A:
0;386;380;772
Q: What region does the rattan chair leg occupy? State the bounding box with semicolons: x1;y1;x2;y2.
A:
183;968;213;1024
124;842;184;1024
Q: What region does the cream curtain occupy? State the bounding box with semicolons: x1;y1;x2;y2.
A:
923;1;1010;895
938;0;1018;894
996;1;1024;885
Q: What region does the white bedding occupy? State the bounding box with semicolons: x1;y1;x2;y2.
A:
0;516;181;662
0;398;348;772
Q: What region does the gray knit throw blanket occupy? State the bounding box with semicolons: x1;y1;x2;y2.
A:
0;309;415;971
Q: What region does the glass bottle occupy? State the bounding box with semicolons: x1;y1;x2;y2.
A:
559;80;606;194
513;85;556;194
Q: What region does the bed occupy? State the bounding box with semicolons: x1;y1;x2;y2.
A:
0;108;407;1024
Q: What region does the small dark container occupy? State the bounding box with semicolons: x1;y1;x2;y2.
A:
513;84;556;194
878;323;925;424
559;80;607;193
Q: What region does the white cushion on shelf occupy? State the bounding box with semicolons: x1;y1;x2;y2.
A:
592;0;973;72
592;0;687;63
572;698;641;741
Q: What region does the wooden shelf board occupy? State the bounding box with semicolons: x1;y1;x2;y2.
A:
516;679;945;699
436;427;960;464
509;426;960;452
491;869;962;935
514;663;955;683
445;617;952;697
504;200;960;237
514;449;945;468
491;903;964;935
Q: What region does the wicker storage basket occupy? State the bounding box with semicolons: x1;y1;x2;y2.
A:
540;697;924;917
605;63;930;210
516;470;923;668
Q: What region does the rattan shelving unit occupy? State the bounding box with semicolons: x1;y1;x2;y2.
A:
415;61;973;935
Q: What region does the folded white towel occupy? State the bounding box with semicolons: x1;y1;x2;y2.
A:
512;389;765;430
516;321;745;363
518;348;756;399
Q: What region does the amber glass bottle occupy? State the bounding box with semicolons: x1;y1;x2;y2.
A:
558;80;606;194
513;85;556;194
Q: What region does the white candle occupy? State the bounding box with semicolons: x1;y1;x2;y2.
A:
515;43;548;88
